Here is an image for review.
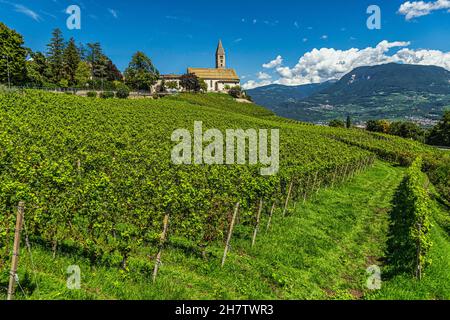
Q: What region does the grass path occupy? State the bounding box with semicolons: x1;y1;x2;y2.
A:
0;161;424;300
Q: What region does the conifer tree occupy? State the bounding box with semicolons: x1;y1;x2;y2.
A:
63;37;81;86
46;28;66;83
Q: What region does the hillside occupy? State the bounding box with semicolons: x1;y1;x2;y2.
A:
0;91;449;300
247;63;450;125
320;63;450;99
246;81;335;113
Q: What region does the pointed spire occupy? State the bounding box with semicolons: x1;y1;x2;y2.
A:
216;39;225;55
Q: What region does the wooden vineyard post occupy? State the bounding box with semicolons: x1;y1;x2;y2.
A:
303;175;311;204
310;172;318;195
76;159;81;175
331;167;337;188
416;223;422;280
282;180;294;217
315;175;322;194
2;210;11;268
251;199;263;247
7;201;25;301
152;214;169;283
266;202;276;232
221;202;240;267
342;163;349;183
356;159;362;174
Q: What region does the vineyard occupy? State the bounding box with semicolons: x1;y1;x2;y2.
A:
0;90;449;299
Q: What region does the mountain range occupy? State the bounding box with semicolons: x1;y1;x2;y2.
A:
247;63;450;126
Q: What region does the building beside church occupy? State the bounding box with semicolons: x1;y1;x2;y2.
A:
155;40;240;92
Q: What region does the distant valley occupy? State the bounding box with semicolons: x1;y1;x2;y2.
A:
247;63;450;126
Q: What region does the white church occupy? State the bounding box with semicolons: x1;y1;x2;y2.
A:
155;40;240;92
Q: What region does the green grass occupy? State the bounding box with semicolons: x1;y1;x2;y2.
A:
366;195;450;300
6;160;447;300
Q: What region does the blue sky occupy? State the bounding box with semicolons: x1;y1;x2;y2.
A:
1;0;449;88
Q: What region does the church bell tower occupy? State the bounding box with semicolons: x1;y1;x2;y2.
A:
216;40;226;69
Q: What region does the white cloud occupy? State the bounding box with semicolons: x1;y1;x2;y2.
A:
273;40;411;86
234;38;243;43
294;21;299;29
257;72;272;80
242;80;272;90
398;0;450;20
321;35;328;40
13;4;41;21
262;55;283;69
302;38;308;43
108;8;118;18
40;10;56;19
243;40;450;89
393;48;450;70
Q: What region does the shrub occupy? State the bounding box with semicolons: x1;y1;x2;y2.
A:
228;86;242;98
329;119;345;128
199;80;208;92
0;84;19;93
115;84;130;99
87;91;97;98
166;81;179;90
100;91;115;99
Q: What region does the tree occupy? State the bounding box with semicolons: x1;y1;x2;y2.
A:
86;43;122;86
389;121;425;142
346;115;352;129
105;58;122;82
26;51;50;86
427;111;450;147
46;28;66;83
366;119;390;133
0;22;27;86
328;119;345;128
179;73;201;92
86;42;106;89
124;51;159;91
63;37;81;86
75;61;91;87
78;43;87;61
159;79;166;92
86;42;102;73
